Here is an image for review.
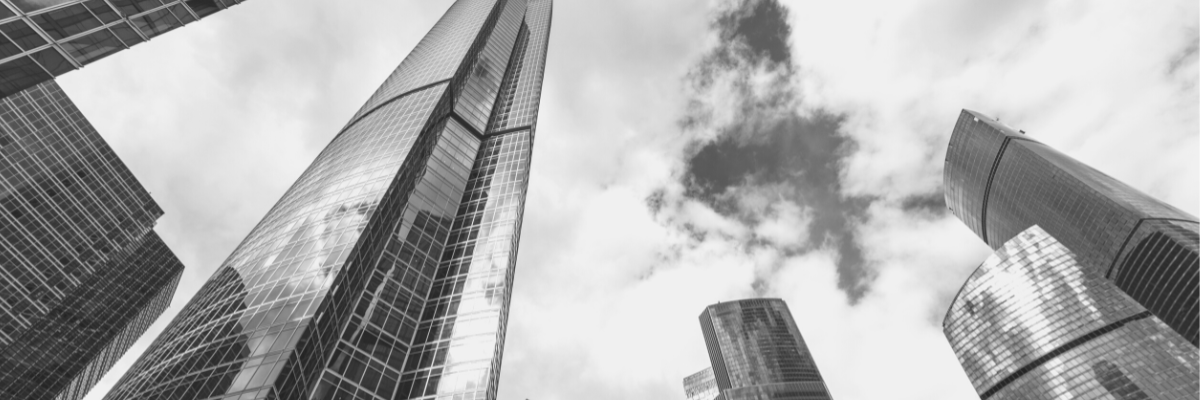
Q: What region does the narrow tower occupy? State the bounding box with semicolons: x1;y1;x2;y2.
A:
0;80;184;400
698;298;833;400
943;109;1199;346
105;1;552;399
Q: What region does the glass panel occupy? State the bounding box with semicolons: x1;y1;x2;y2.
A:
107;0;163;16
0;20;46;51
0;31;21;60
129;8;178;39
84;0;121;24
0;3;15;20
60;28;123;64
185;0;219;18
8;0;75;13
109;22;142;47
31;3;102;40
30;47;72;75
169;4;194;24
0;56;49;96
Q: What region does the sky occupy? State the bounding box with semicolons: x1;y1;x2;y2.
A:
56;0;1198;399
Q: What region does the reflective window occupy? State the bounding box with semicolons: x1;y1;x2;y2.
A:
129;8;179;38
60;27;121;64
31;3;101;40
0;20;46;50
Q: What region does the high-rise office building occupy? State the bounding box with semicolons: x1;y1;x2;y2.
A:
105;0;551;398
698;299;833;400
0;80;184;400
944;225;1198;400
683;367;719;400
943;109;1199;346
0;0;244;98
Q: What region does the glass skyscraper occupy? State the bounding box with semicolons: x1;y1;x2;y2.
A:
105;0;551;398
0;80;184;400
698;298;833;400
0;0;244;98
944;109;1199;346
683;367;719;400
944;225;1198;399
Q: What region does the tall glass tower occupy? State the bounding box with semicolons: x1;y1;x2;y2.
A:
945;225;1198;399
0;0;245;98
698;299;833;400
105;0;552;399
944;109;1199;346
0;80;184;400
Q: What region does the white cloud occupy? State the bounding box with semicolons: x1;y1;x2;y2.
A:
51;0;1196;399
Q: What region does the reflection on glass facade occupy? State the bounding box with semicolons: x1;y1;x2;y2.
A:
684;367;719;400
698;299;833;400
105;1;552;399
944;225;1199;400
0;0;242;97
943;109;1199;346
0;80;183;400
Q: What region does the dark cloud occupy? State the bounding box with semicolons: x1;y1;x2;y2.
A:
673;0;877;300
900;192;949;216
715;0;792;64
1167;36;1198;76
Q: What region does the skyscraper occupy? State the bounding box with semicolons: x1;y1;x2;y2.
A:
0;0;244;98
944;225;1198;400
105;0;551;398
683;367;719;400
0;80;184;400
698;298;833;400
943;109;1199;346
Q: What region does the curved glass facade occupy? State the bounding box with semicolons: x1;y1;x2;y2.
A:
699;299;833;400
942;109;1199;346
105;1;551;399
944;226;1199;400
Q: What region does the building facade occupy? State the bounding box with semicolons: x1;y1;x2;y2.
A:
684;367;720;400
0;80;184;400
944;225;1198;400
943;109;1199;346
0;0;244;98
698;299;833;400
104;0;551;398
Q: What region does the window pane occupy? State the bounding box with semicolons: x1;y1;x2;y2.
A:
0;32;21;60
107;0;163;16
60;28;123;64
109;22;143;47
169;4;195;24
30;47;72;75
8;0;76;13
31;3;102;40
0;20;46;51
0;56;49;97
130;8;179;39
185;0;219;18
84;0;121;24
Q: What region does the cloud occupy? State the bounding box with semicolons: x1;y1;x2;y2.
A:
53;0;1196;399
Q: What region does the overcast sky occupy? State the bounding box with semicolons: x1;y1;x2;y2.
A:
60;0;1198;399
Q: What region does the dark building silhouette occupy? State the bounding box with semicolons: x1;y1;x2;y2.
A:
0;80;183;399
106;0;552;399
698;298;833;400
944;109;1199;346
0;0;244;97
944;226;1197;400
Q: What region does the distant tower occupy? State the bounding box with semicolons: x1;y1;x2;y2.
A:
683;367;719;400
0;80;183;400
943;109;1199;346
698;298;833;400
105;0;553;399
944;225;1198;399
0;0;245;97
